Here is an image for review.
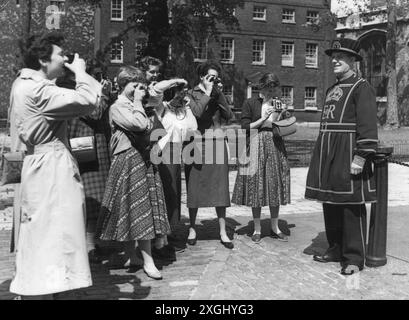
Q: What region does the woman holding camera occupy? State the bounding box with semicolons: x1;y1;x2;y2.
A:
184;61;234;249
96;66;170;280
232;73;291;243
153;83;198;248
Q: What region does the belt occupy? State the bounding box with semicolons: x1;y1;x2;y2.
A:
26;140;68;155
320;122;356;132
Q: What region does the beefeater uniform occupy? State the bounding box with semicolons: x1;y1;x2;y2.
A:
305;39;378;269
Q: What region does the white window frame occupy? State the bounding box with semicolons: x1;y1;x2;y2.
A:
194;38;208;62
135;38;146;62
281;86;294;109
111;0;124;21
110;40;123;64
282;8;295;24
305;87;317;110
252;39;266;65
220;38;234;64
223;85;234;104
281;42;294;67
253;6;266;21
306;11;319;24
305;43;318;68
49;0;66;14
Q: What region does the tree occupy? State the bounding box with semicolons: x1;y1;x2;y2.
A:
333;0;401;128
93;0;244;81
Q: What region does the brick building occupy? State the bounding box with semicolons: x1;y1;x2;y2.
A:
0;0;97;118
97;0;336;122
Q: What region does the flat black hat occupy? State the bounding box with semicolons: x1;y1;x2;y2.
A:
325;38;362;61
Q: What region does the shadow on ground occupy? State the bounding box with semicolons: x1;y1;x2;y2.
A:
302;232;328;256
235;218;295;239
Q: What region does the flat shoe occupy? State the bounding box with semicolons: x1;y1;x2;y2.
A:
187;235;197;246
220;240;234;249
270;230;289;242
251;233;261;243
144;267;163;280
341;265;361;276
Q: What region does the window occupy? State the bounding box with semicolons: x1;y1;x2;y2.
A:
135;38;147;62
251;85;260;98
253;6;266;21
306;11;319;24
111;0;123;21
110;40;123;63
281;42;294;67
223;85;234;105
220;38;234;63
252;40;265;65
281;86;294;109
306;43;318;68
305;87;317;109
282;8;295;23
194;38;208;62
49;0;65;14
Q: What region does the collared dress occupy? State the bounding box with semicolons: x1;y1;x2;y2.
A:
232;97;291;207
305;74;378;204
184;86;234;208
96;95;171;242
9;68;101;296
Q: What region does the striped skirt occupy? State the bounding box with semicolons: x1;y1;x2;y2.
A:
96;147;170;242
232;131;291;207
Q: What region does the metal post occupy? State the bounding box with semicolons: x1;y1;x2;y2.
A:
366;146;393;268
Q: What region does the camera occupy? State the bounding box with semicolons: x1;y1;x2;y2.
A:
209;75;221;85
66;53;75;64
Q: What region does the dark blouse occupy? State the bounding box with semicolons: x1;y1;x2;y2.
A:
240;96;264;130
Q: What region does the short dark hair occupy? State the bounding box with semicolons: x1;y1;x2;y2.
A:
116;66;147;91
259;72;280;90
138;56;164;72
197;61;221;78
20;32;65;70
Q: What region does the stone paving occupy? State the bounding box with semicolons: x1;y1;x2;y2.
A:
1;158;409;299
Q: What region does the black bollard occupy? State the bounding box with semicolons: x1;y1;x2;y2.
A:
366;145;394;268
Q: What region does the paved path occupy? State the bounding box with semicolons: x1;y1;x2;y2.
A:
2;163;409;230
1;206;409;300
1;162;409;300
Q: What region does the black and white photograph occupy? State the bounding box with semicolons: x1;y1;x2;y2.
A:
0;0;408;307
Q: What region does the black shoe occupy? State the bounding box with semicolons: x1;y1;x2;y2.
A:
165;243;186;253
313;245;341;263
187;236;197;246
88;249;103;264
251;233;261;243
220;240;234;249
341;264;362;276
270;230;289;242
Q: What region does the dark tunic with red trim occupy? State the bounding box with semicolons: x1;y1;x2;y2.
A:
305;74;378;204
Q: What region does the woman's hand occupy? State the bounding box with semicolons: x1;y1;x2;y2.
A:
261;105;275;121
203;74;215;96
133;83;147;102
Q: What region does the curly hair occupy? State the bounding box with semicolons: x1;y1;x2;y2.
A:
137;56;164;72
196;60;221;78
20;32;65;70
258;72;280;90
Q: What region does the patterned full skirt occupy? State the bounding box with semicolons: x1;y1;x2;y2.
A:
232;130;291;207
96;147;171;242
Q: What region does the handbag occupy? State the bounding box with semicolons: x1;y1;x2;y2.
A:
0;108;25;186
273;110;297;137
70;136;97;163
